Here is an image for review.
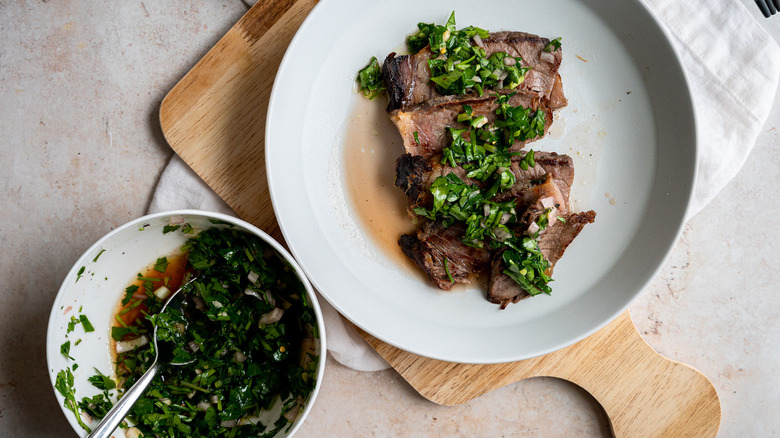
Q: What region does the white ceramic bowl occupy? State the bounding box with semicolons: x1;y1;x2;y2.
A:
46;210;326;437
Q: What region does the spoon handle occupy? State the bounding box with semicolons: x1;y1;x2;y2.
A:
87;361;160;438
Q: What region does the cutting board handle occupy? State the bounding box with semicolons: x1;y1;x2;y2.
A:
361;311;720;437
544;312;721;437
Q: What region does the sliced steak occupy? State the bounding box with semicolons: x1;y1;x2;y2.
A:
481;32;563;107
487;249;531;309
394;153;433;208
493;152;575;205
395;151;574;214
383;49;441;112
487;210;596;307
399;221;492;290
539;210;596;265
549;74;568;109
389;91;552;160
394;154;474;213
383;32;565;112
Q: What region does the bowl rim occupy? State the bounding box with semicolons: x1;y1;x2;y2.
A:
46;209;327;437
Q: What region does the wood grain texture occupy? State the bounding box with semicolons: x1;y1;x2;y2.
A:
359;311;721;437
159;1;721;436
160;0;319;241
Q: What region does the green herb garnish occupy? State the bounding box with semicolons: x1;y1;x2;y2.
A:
357;56;386;100
406;12;530;97
66;316;79;334
79;314;95;333
60;340;74;360
122;284;139;305
153;256;168;273
55;369;91;432
87;368;116;391
544;37;562;53
163;224;181;234
92;249;106;262
75;266;85;283
413;96;554;295
443;258;454;283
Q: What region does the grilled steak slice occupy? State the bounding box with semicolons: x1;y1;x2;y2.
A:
394;153;479;213
383;32;565;112
395;151;574;214
394;154;433;208
399;221;492;290
383;49;441;113
539;210;596;265
493;152;575;205
481;32;564;108
389;91;553;160
487;210;596;307
487;249;531;308
549;74;568;109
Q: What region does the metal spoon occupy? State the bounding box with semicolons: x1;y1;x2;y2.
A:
87;278;198;438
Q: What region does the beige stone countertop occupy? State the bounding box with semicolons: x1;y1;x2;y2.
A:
1;1;778;437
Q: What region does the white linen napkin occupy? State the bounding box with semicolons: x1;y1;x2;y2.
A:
149;0;780;371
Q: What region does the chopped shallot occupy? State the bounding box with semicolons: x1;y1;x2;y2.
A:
219;420;237;428
154;285;171;300
258;308;284;325
233;351;247;363
493;227;512;242
472;33;485;49
116;335;149;354
125;427;144;438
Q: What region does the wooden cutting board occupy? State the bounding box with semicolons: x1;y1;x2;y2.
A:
159;1;721;436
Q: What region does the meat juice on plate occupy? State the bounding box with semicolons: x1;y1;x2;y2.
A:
342;95;419;271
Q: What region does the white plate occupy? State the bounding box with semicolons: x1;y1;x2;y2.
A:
266;0;695;363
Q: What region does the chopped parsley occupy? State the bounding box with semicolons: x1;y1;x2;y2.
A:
413;96;554;295
66;316;79;334
103;226;320;437
87;368;116;391
356;56;386;100
92;249;106;262
75;266;85;283
122;284;139;305
357;12;537;101
60;340;74;360
443;258;454;283
153;256;169;273
544;37;562;53
163;224;181;234
79;314;95;333
410;12;530;96
55;368;91;432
